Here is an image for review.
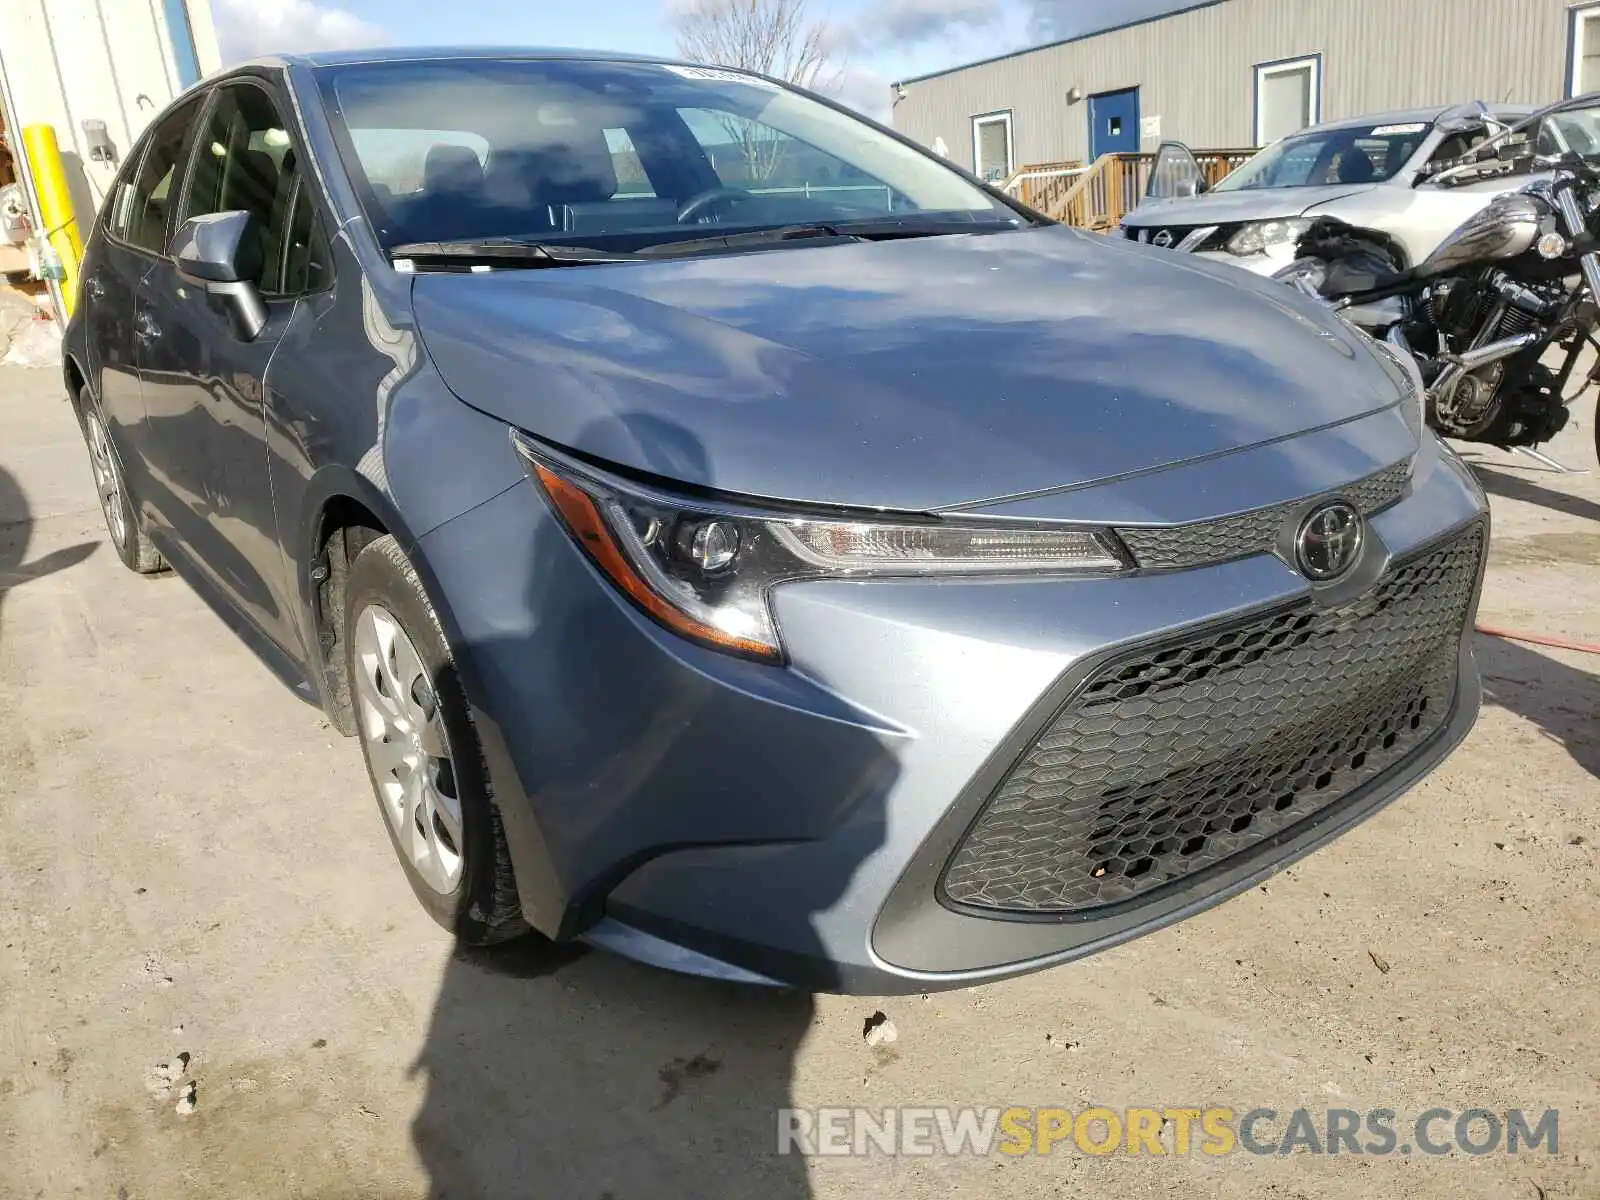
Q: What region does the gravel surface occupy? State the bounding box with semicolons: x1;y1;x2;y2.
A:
0;363;1594;1199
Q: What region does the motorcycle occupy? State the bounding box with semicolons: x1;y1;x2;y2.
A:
1274;95;1600;467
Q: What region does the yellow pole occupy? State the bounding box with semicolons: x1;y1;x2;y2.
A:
20;124;82;318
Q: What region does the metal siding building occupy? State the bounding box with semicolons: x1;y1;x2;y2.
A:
0;0;222;224
893;0;1585;177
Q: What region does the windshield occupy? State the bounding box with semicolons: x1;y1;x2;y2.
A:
315;58;1017;252
1212;121;1431;191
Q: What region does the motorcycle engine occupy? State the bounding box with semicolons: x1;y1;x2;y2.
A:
1427;279;1484;340
1428;272;1564;343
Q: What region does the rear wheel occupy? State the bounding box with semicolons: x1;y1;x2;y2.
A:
344;534;528;945
80;393;163;574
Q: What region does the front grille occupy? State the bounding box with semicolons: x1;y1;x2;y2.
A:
1118;460;1411;572
940;523;1483;917
1126;223;1237;252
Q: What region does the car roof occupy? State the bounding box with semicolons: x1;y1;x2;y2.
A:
238;45;678;70
1305;104;1539;133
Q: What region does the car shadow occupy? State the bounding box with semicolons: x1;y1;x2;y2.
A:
1476;631;1600;780
0;462;99;644
412;941;821;1199
407;413;898;1199
1469;461;1600;524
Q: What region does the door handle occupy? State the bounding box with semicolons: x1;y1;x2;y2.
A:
84;276;105;303
133;311;160;343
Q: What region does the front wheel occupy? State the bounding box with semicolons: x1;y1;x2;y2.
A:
344;534;529;945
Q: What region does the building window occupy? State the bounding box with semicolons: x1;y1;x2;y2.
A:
971;110;1013;183
1570;5;1600;96
1254;55;1321;145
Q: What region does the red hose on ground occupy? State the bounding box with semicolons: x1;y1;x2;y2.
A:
1475;623;1600;655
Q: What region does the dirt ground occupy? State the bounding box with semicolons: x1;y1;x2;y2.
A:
0;361;1595;1200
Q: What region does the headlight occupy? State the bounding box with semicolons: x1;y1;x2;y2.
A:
514;432;1130;663
1227;218;1312;257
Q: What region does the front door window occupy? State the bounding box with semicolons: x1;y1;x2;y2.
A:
179;83;308;295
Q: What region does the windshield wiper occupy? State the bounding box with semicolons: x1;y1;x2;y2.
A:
390;239;640;269
636;216;1023;259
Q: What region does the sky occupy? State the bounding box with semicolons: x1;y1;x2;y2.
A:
210;0;1196;121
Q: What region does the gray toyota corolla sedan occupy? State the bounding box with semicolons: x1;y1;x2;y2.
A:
63;47;1487;993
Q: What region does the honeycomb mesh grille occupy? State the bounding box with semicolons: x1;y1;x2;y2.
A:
1118;461;1411;571
940;523;1483;917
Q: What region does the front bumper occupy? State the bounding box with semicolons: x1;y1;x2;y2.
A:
418;428;1488;994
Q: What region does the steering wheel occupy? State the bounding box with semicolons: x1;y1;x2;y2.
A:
676;187;754;225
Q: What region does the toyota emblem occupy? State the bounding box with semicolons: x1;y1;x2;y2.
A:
1295;502;1364;581
1151;229;1174;249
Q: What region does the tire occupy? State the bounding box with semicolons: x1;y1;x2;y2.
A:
79;391;164;574
344;534;528;945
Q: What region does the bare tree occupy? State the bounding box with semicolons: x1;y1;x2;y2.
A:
673;0;843;91
672;0;846;182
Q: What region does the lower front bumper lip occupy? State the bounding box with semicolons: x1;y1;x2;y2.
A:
581;917;788;987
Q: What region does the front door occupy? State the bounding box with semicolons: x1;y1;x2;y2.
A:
135;79;305;656
1145;141;1207;201
1089;88;1141;160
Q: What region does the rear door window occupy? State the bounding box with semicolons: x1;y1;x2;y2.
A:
119;94;206;254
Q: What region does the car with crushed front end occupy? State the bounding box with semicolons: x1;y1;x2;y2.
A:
63;47;1488;993
1125;103;1539;276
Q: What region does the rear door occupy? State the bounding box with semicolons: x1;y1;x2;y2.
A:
135;77;309;654
79;93;205;483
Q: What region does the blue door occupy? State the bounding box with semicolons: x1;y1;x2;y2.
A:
1088;88;1141;159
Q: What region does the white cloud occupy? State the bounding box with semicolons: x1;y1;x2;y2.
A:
833;65;893;121
1026;0;1191;41
870;0;1004;43
213;0;387;63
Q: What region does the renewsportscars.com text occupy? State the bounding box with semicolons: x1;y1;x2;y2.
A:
777;1106;1559;1158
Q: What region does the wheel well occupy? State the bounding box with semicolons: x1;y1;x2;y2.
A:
311;497;389;737
63;356;87;418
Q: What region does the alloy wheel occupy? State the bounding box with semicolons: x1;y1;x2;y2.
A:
352;604;464;895
85;411;127;548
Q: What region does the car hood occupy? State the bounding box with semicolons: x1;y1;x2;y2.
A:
411;225;1401;511
1125;184;1375;227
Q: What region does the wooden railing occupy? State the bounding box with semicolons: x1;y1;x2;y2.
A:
1000;160;1084;214
1011;148;1257;229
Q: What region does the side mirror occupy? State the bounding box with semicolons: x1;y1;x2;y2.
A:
171;210;267;342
